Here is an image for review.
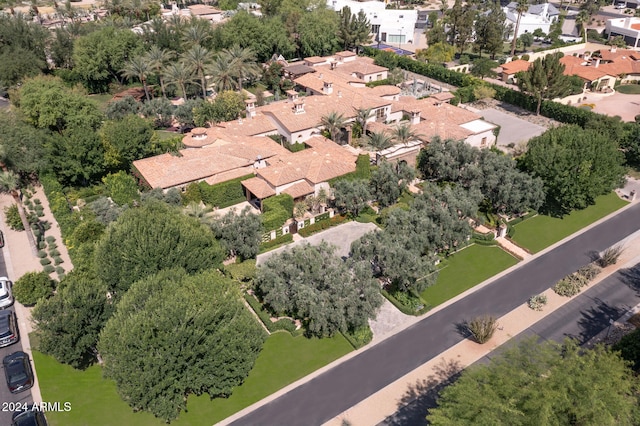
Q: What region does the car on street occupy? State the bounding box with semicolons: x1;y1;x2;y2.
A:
11;406;47;426
0;277;14;309
0;230;5;248
3;351;34;394
0;310;18;348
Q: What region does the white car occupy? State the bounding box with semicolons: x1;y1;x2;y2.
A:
0;277;14;309
616;3;626;8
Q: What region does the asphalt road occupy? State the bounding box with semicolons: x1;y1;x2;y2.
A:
230;202;640;426
0;247;33;426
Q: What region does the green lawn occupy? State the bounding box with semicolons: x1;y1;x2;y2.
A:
35;332;352;426
421;244;519;307
87;93;114;112
511;193;628;253
155;130;180;140
616;84;640;95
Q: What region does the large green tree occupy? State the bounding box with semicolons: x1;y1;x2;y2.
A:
94;200;225;295
428;338;640;425
0;14;48;88
98;268;265;421
297;7;339;57
369;161;415;208
516;52;573;115
521;125;625;213
337;6;372;50
210;206;263;261
100;115;155;171
32;270;114;368
333;179;372;217
256;242;382;337
73;26;143;93
473;4;506;59
0;111;50;177
49;124;107;186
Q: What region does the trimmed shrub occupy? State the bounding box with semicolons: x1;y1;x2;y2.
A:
467;315;498;344
244;293;298;334
198;174;253;208
4;204;24;231
43;265;55;274
38;241;46;250
577;263;601;281
528;294;548;311
55;266;64;275
298;214;349;237
34;198;42;205
598;245;624;267
37;250;47;258
48;249;60;257
181;182;202;205
45;235;56;244
381;289;429;316
262;194;294;231
342;326;373;350
259;233;293;252
40;258;51;266
102;171;140;206
47;242;57;250
53;256;63;265
13;271;54;306
42;221;51;231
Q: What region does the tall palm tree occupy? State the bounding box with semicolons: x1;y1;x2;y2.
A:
575;10;590;42
353;107;373;137
164;62;197;100
510;0;529;56
208;55;238;93
320;111;348;143
182;19;213;48
183;44;213;98
146;45;174;98
223;45;262;91
365;131;394;151
391;123;421;146
121;55;153;101
0;171;36;255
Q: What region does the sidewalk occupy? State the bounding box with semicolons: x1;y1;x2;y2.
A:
325;228;640;426
0;186;74;405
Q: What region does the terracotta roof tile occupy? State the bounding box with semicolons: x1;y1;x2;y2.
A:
501;59;531;74
282;181;315;199
242;177;276;199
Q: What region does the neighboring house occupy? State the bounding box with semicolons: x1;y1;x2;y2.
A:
185;4;223;22
326;0;418;45
503;2;560;40
241;136;357;207
595;47;640;83
606;17;640;48
560;55;617;92
500;59;533;83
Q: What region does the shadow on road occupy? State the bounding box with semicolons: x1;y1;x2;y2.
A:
576;298;624;344
377;358;462;426
619;264;640;293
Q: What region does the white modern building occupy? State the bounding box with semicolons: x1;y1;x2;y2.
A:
503;2;560;40
326;0;418;45
606;17;640;48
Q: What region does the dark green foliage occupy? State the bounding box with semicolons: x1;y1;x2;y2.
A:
13;271;54;306
88;197;126;225
427;338;640;425
297;214;349;237
614;329;640;372
94;200;225;295
197;174;253;208
516;52;574;115
210;207;263;260
104;96;140;120
193;91;245;125
43;265;55;274
54;257;64;266
102;171;140;206
101;115;155;172
328;155;371;184
4;204;24;231
98;269;266;421
40;258;52;266
261;194;294;231
0;15;48;88
0;111;51;177
256;242;382;337
370;161;415;208
32;271;114;368
244;293;297;334
48;249;60;257
259;233;293;252
181;182;202;205
342;326;373;350
381;289;429;316
333;179;372;216
224;259;257;283
522;126;625;213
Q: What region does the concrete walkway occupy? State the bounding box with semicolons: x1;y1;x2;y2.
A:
496;236;531;260
0;186;75;406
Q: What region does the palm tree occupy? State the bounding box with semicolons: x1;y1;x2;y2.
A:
223;45;262;91
353;107;373;137
183;44;213;98
182;19;212;48
320;111;348;143
510;0;529;57
575;10;590;42
365;131;394;151
390;123;421;146
164;62;197;100
121;55;153;101
208;55;238;92
146;45;174;98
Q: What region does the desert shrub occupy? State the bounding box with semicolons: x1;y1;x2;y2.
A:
576;263;601;281
13;271;54;306
528;294;548;311
34;198;42;205
48;249;60;257
598;245;624;267
553;276;581;297
55;266;64;275
38;241;46;250
42;221;51;230
45;236;56;244
467;315;498;344
343;326;373;349
40;258;51;266
4;204;24;231
47;242;57;250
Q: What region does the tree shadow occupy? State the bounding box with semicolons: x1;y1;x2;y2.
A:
378;358;463;426
576;298;625;344
454;321;471;339
619;264;640;294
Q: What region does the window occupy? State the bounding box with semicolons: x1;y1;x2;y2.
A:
376;108;385;120
481;137;487;147
377;74;382;80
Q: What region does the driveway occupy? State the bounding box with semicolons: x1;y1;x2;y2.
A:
256;221;378;265
229;202;640;426
481;108;547;147
591;92;640;122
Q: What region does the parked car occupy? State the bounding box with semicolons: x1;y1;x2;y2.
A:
0;277;14;309
0;230;5;248
12;405;47;426
0;310;18;348
3;351;34;394
616;2;626;8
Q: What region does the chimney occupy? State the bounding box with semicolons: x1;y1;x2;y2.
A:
245;98;256;118
625;17;632;28
286;89;298;102
330;61;337;69
611;46;617;53
293;99;305;114
410;109;421;125
318;73;324;79
337;90;342;97
594;58;600;68
323;81;333;95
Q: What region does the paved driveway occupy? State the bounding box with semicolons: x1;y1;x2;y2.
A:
256;221;379;265
481;108;547;147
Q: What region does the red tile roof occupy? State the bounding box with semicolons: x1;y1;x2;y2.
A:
501;59;531;75
242;177;276;199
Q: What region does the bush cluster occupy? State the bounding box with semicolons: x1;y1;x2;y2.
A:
528;294;548;311
381;289;429;316
553;263;600;297
13;271;54;306
297;214;348;237
342;326;373;350
198;174;253;208
4;204;24;231
467;315;498;344
598;245;624;268
259;233;293;252
243;293;299;334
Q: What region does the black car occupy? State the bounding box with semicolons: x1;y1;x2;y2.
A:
12;406;47;426
0;229;4;248
3;351;33;394
0;310;18;348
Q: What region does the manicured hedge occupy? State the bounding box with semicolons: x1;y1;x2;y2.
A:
381;289;429;316
297;214;349;237
262;194;294;231
40;174;79;240
342;326;373;350
329;155;371;185
198;174;253;208
259;233;293;252
244;293;299;334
